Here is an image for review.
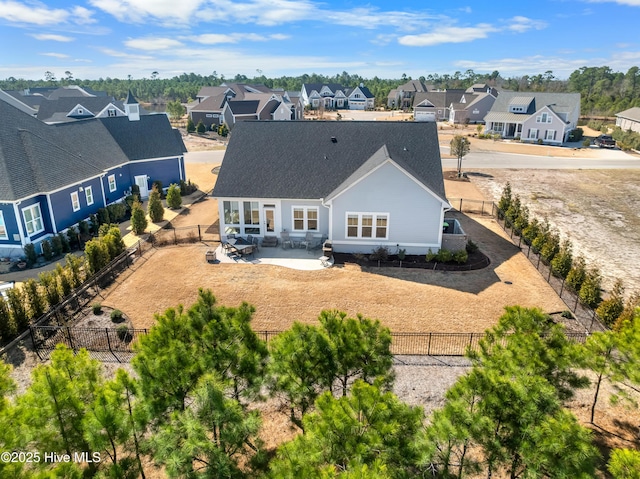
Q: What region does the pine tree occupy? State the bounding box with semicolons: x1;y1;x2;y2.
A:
186;117;195;133
0;295;16;342
165;183;182;209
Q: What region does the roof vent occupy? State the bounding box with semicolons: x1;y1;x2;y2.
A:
324;154;328;160
403;147;408;151
331;136;337;143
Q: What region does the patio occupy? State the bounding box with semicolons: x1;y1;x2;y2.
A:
207;242;333;271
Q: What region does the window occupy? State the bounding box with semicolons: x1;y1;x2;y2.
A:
223;201;240;225
545;130;556;140
77;108;84;115
243;201;260;234
537;112;552;123
85;186;94;206
107;108;116;117
108;174;117;192
292;207;319;231
0;211;7;240
22;204;44;236
71;191;80;212
346;213;388;239
528;128;538;139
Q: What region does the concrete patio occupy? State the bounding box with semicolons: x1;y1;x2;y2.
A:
207;243;333;271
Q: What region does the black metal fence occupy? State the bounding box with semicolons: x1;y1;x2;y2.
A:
493;210;606;333
30;327;589;362
148;224;220;247
447;197;496;216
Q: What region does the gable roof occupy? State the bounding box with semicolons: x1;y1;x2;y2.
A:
485;91;580;123
397;80;430;93
347;85;374;99
616;106;640;122
213;121;445;201
302;83;347;97
36;96;125;123
0;101;128;201
413;90;465;109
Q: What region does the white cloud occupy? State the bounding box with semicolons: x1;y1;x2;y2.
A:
97;47;154;60
40;52;70;58
371;34;397;46
507;16;547;33
31;33;75;42
124;37;185;51
89;0;208;23
582;0;640;5
399;25;497;46
191;33;289;44
0;1;95;25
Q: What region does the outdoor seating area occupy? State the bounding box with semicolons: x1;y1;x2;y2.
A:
279;231;327;253
221;235;256;260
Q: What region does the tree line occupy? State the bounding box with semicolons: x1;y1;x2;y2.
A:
1;290;639;478
2;66;640;115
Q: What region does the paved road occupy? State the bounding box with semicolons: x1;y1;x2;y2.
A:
187;144;640;169
440;145;640;169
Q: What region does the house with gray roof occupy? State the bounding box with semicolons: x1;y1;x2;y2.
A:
484;92;580;144
615;107;640;134
301;83;374;110
0;97;186;258
413;90;465;122
213;121;451;255
387;79;433;109
36;95;145;124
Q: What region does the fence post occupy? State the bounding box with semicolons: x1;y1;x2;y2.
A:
469;333;474;349
459;198;463;211
30;327;44;361
65;327;75;352
589;312;597;333
574;294;579;311
560;279;565;297
427;333;432;355
481;201;485;216
105;328;120;362
198;225;202;241
547;266;552;282
536;254;541;270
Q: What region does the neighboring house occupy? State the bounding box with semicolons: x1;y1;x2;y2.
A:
448;85;498;124
0;89;37;116
190;84;301;129
0;94;186;257
1;86;108;114
413;90;465;122
36;96;140;124
484;92;581;144
387;79;431;109
301;83;375;110
213;121;451;255
615;107;640;134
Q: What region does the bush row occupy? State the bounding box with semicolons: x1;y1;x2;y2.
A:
497;183;639;328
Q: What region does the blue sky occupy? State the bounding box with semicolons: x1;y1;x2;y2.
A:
1;0;640;81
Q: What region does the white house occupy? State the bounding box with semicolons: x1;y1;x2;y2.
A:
212;121;452;255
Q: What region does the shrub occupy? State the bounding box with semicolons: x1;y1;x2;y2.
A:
0;296;16;342
78;219;90;236
566;256;587;293
97;208;110;226
218;123;229;137
425;249;437;262
369;246;390;265
58;232;71;253
152;180;163;197
196;120;206;134
65;253;84;288
117;324;132;342
522;217;541;246
186;117;195;133
560;310;573;319
578;268;602;309
539;230;560;263
465;239;479;254
106;202;127;223
56;264;72;297
23;278;47;321
497;182;512;219
147;186;164;223
39;270;61;306
67;226;80;250
179;179;198;195
6;288;28;332
436;249;453;263
100;226;125;261
568;128;583;141
41;239;53;261
130;200;148;235
551;239;573;278
582;139;591;148
24;243;37;267
166;183;182;209
111;309;124;322
89;214;100;235
51;235;63;257
84;239;110;275
595;280;624;327
453;249;468;264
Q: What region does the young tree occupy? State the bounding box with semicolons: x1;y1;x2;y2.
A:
196;119;206;134
38;270;61;307
84;238;110;275
497;182;513;219
579;267;602;308
596;279;625;327
22;278;47;321
147;186;164;223
0;295;16;342
65;253;85;287
166;100;186;119
608;449;640;479
450;135;470;178
551;238;573;278
186;117;195;133
130;200;148;235
269;381;423;478
5;287;28;332
566;255;587;293
165;183;182;209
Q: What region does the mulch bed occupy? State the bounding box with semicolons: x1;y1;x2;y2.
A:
332;250;490;271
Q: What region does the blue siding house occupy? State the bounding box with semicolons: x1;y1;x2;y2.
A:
0;92;186;258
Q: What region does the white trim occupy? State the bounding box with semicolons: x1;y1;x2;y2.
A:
0;211;7;240
21;203;45;237
71;191;80;212
345;212;389;240
108;174;117;192
12;203;27;246
291;205;319;232
85;186;94;206
46;195;57;234
332;240;441;248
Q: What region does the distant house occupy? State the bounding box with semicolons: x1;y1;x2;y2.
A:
615;107;640;134
213;121;452;255
0;94;186;257
387;80;431;109
413;90;465;122
484;92;580;144
448;84;498;124
36;96;144;124
190;83;301;130
301;83;375;110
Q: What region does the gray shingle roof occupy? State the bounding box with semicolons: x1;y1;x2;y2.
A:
487;91;580;118
616;107;640;121
213;121;445;201
36;97;123;122
0;100;185;201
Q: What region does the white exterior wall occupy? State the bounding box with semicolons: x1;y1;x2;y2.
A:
522;107;565;144
279;199;329;239
329;161;445;255
617;117;640;133
414;110;436;122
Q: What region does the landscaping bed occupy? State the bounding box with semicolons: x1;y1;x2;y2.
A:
333;249;490;271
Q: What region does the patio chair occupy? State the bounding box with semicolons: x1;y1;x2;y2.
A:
306;235;326;254
300;232;315;250
251;236;260;252
280;231;292;249
247;234;253;245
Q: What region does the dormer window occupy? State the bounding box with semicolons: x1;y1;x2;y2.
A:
77;108;84;115
108;108;116;117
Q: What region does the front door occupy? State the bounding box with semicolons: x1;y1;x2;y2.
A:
134;175;149;199
264;207;275;235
